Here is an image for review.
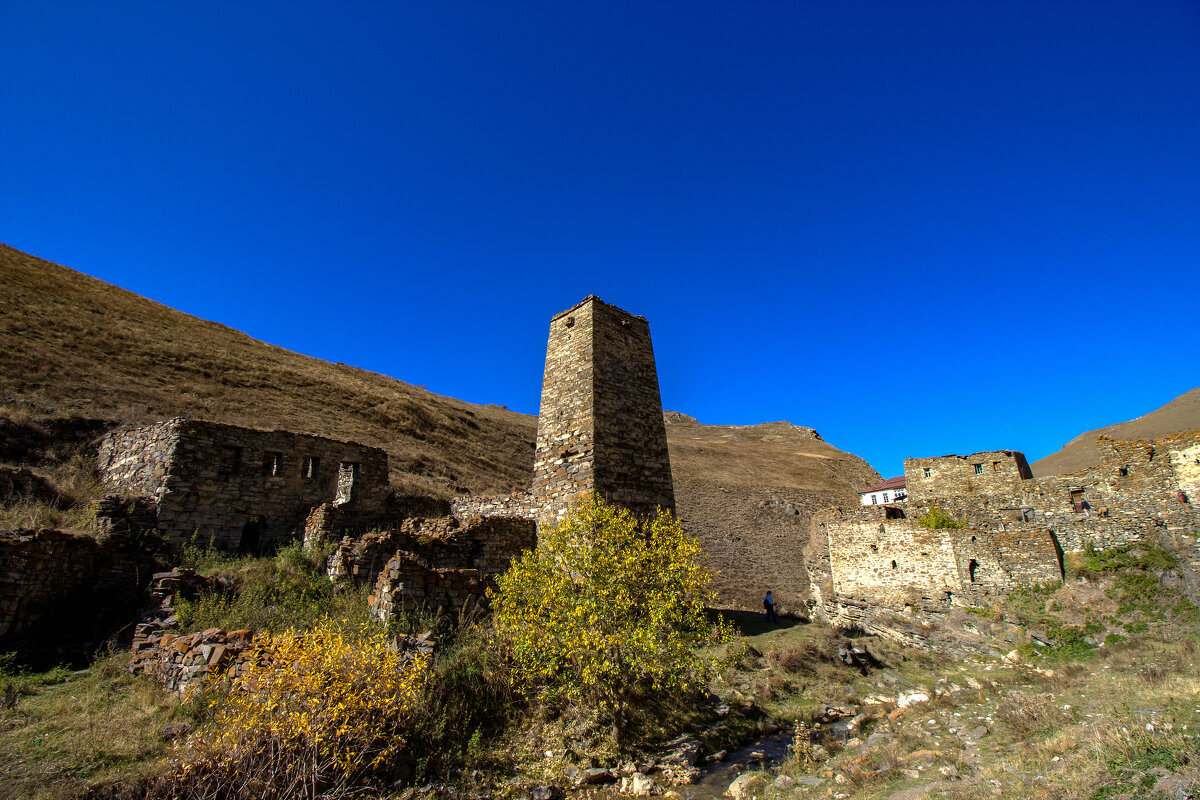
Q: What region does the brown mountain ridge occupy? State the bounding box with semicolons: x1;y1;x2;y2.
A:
1031;388;1200;477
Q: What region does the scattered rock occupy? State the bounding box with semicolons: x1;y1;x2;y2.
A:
584;768;616;785
773;775;796;789
897;692;930;708
618;773;658;797
726;773;758;799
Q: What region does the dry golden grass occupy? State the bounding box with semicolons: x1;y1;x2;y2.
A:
0;243;536;497
666;415;881;611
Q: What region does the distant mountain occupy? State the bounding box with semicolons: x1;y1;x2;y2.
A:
665;414;880;612
1030;388;1200;477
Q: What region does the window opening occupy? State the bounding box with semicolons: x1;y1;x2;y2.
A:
890;560;898;569
220;446;242;476
973;464;983;475
923;468;932;478
262;452;282;477
968;559;979;583
302;456;319;479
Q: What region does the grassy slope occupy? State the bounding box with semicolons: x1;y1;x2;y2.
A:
0;243;536;496
1031;387;1200;477
666;415;881;612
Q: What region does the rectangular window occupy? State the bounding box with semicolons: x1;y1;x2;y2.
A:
301;456;319;479
923;468;931;478
973;464;983;474
871;495;878;505
219;446;242;476
993;461;1002;472
262;452;282;477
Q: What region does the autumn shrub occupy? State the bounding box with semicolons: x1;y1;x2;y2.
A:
158;618;428;800
916;506;966;530
489;494;731;744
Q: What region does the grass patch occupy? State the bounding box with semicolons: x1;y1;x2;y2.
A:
173;539;373;634
0;648;188;800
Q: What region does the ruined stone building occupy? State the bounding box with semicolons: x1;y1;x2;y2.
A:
808;430;1200;617
98;418;389;550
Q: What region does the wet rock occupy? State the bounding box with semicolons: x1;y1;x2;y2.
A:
659;736;705;767
726;773;757;799
619;773;659;797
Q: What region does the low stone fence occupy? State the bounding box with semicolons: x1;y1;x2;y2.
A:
450;492;539;521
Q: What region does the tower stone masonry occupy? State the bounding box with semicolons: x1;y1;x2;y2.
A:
530;296;675;525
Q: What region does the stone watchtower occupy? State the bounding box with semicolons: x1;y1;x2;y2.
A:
531;296;675;525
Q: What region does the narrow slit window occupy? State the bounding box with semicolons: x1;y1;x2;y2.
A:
302;456;319;479
263;452;282;477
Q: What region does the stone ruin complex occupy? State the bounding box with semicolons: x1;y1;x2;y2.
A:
807;430;1200;642
0;295;678;660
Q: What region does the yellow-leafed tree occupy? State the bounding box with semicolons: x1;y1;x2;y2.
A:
489;494;727;743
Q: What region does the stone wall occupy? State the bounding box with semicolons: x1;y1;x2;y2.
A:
817;511;1063;603
322;513;536;620
98;418;389;550
0;526;155;645
328;513;537;583
905;450;1033;504
449;491;539;521
530;296;674;527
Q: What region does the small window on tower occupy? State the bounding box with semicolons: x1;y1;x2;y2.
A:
923;468;931;478
974;464;983;475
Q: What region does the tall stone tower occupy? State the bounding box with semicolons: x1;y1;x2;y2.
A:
531;296;675;525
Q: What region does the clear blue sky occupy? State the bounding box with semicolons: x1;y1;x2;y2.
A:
2;2;1197;478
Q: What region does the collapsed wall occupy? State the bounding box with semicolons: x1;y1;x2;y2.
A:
0;500;159;653
308;511;537;620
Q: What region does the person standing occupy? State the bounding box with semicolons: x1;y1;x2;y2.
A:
763;590;778;622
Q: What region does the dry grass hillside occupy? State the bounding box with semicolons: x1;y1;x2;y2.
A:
0;243;537;496
665;412;881;613
1031;387;1200;477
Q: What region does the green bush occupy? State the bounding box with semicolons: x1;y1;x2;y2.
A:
916;506;966;530
174;540;370;633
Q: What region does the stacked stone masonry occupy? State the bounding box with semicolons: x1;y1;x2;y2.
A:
0;525;155;643
314;513;537;620
530;296;675;526
98;418;389;550
812;431;1200;611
